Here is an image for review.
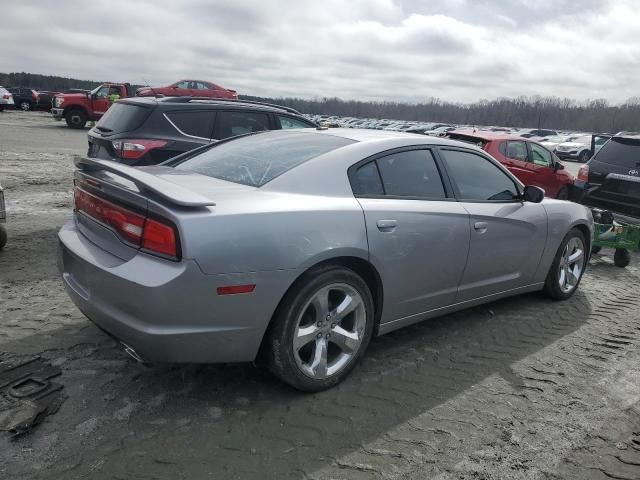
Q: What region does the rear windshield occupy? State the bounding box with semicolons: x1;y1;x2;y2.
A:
593;136;640;168
174;131;355;187
95;103;152;134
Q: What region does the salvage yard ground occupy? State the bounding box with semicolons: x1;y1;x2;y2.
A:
1;110;639;480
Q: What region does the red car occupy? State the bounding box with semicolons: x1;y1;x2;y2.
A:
447;131;574;199
136;80;238;99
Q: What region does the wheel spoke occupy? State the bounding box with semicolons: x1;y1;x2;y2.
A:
310;287;330;322
567;265;580;286
330;326;360;354
294;325;319;351
310;337;328;377
568;248;583;264
333;294;361;321
559;266;566;288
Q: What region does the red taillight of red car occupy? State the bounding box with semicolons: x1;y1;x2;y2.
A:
112;139;168;160
577;164;589;182
74;187;178;258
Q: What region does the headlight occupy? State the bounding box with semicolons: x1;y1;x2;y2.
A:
55;97;63;107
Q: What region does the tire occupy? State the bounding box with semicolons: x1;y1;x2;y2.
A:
578;150;591;163
265;265;375;392
591;245;602;255
19;101;31;111
614;248;631;268
0;225;6;250
65;109;87;129
0;105;4;112
543;228;587;300
556;185;569;200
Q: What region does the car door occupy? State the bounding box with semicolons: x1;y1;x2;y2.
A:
526;142;560;197
350;148;470;323
497;140;535;185
438;147;547;302
91;86;111;118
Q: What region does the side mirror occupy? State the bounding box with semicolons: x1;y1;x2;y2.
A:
523;185;545;203
554;162;564;171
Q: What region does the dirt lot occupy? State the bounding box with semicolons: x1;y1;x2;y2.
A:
1;110;639;480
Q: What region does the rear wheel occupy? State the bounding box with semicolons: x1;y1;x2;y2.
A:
556;185;569;200
265;266;374;392
591;245;602;255
65;109;87;129
578;150;591;163
19;101;31;111
614;248;631;268
543;228;586;300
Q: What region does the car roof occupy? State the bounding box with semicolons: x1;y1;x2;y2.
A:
120;96;305;115
447;129;521;141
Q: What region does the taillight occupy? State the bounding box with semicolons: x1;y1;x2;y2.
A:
2;95;10;100
578;164;589;182
112;139;168;160
74;187;178;259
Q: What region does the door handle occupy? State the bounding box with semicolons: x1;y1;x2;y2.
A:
473;221;488;234
376;219;397;232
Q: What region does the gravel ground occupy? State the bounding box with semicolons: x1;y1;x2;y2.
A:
1;111;639;480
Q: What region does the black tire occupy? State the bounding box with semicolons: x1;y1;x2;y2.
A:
591;245;602;255
65;109;87;129
578;150;591;163
265;265;375;392
19;101;31;111
614;248;631;268
0;105;4;112
543;228;587;300
0;225;6;250
556;185;569;200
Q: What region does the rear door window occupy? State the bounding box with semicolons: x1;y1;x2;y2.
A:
376;150;446;198
500;141;528;162
215;111;270;139
165;110;215;139
593;137;640;168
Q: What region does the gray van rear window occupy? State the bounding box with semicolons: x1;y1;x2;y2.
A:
175;131;354;187
594;137;640;168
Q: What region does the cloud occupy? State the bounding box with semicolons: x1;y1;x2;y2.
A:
0;0;638;104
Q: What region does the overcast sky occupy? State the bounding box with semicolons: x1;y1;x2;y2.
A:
1;0;638;104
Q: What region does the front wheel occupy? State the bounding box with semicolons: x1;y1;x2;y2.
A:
19;101;31;111
65;109;87;129
265;266;375;392
578;150;591;163
543;228;587;300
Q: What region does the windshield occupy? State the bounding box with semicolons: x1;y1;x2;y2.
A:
174;131;355;187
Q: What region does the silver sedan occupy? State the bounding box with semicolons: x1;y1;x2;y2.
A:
58;129;593;391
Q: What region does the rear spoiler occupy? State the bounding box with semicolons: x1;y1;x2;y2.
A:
74;157;215;207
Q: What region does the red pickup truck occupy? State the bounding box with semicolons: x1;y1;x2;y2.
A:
51;83;133;129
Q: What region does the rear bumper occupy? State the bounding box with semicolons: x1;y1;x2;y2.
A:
51;108;64;119
58;218;294;363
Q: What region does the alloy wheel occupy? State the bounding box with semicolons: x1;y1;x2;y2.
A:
558;236;585;293
293;283;366;379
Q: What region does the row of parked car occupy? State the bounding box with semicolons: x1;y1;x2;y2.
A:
0;86;58;111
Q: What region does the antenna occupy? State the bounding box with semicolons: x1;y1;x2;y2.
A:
142;77;162;98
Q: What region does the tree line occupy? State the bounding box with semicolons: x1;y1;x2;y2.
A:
3;72;638;132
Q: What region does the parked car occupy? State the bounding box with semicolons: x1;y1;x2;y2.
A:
0;181;6;249
539;135;571;152
7;87;39;111
0;86;14;112
51;83;134;128
519;128;558;138
59;129;593;391
35;90;60;111
447;131;574;199
577;133;640;218
87;97;317;165
555;134;606;162
136;80;238;99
